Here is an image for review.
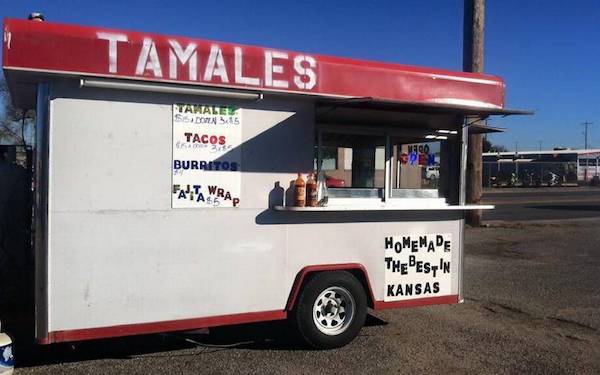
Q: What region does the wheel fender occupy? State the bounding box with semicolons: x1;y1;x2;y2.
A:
286;263;375;311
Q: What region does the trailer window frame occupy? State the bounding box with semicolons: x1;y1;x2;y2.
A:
314;124;458;207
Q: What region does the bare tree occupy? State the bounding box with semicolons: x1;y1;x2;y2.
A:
0;78;35;318
0;78;35;146
490;144;508;152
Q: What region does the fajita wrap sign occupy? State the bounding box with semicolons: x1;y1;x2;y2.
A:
384;233;452;301
172;103;241;208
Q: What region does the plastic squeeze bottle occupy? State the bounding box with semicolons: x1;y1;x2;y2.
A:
306;173;318;207
294;173;306;207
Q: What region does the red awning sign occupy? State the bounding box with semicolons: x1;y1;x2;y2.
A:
3;18;505;108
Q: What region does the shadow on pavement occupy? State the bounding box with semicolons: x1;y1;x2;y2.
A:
14;313;388;367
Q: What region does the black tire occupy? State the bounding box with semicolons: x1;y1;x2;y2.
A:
293;271;367;349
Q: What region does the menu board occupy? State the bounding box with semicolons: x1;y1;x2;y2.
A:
172;103;242;208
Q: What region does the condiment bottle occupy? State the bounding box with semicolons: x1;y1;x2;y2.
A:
294;173;306;207
306;173;318;207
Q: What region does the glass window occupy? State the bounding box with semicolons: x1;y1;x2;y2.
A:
579;158;597;167
393;141;440;190
314;146;338;170
314;128;455;202
315;133;385;198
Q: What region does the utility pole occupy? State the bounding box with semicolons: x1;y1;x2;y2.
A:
463;0;485;226
539;140;542;152
582;121;593;183
514;141;519;177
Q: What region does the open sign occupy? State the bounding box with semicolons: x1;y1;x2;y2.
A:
408;144;430;154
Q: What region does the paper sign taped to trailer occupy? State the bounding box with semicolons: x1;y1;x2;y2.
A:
172;103;242;208
384;233;452;301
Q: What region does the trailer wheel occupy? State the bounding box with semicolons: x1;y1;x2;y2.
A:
293;271;367;349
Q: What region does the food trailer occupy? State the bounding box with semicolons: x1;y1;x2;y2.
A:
2;18;528;349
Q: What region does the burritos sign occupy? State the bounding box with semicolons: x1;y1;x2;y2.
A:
3;19;505;108
383;233;452;301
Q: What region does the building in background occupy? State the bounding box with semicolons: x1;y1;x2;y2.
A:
483;149;600;187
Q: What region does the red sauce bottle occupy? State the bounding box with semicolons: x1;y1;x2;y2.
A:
294;173;306;207
306;173;318;207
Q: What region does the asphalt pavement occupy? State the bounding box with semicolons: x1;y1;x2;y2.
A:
13;218;600;374
482;187;600;222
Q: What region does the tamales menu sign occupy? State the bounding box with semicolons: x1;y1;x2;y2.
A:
172;103;241;208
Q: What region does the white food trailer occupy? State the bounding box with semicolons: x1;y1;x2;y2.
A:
2;18;528;349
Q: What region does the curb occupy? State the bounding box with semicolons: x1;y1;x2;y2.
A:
477;217;600;228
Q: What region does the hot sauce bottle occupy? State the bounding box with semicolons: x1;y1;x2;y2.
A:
306;173;318;207
294;173;306;207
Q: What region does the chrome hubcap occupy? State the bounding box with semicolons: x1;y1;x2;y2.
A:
313;286;355;335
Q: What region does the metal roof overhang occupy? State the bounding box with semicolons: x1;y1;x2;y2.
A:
467;124;506;134
316;97;533;117
3;18;532;128
316;97;531;134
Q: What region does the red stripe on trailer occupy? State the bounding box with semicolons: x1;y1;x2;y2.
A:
39;309;287;344
286;263;376;310
39;285;458;343
373;295;459;310
3;18;505;108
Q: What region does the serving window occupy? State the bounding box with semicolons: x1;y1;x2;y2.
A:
315;133;385;197
314;124;459;207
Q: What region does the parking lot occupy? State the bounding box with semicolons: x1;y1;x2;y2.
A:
12;218;599;374
483;187;600;222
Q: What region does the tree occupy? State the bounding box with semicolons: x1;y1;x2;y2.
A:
482;137;508;153
0;78;35;146
489;144;508;152
0;77;34;318
483;137;492;152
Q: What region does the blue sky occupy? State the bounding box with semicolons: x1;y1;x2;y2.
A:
2;0;599;150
